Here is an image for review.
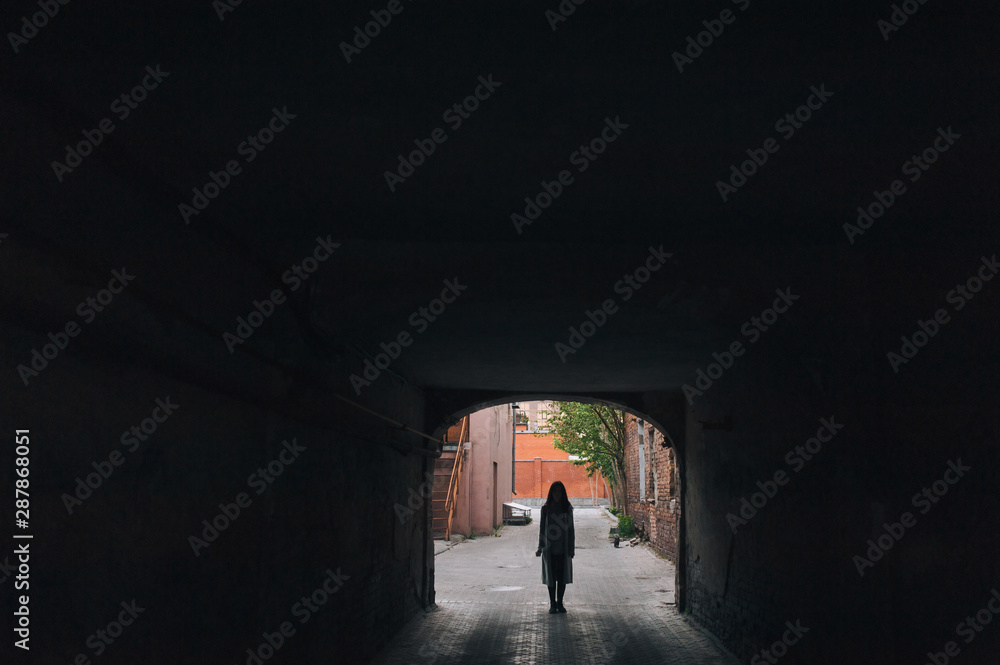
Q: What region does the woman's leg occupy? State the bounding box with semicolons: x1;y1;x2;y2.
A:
556;557;566;606
546;553;558;611
552;556;566;609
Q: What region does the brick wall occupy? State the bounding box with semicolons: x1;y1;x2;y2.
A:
624;416;679;563
514;459;609;499
516;431;570;460
514;431;608;499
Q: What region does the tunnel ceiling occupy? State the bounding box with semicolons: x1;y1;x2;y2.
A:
4;2;997;396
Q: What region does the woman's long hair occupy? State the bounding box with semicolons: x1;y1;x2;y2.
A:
545;481;572;512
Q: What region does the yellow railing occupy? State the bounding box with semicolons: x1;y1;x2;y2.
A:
443;416;468;540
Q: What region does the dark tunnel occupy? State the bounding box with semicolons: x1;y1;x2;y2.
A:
2;1;999;664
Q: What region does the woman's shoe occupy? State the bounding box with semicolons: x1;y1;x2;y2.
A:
548;604;559;613
556;602;567;613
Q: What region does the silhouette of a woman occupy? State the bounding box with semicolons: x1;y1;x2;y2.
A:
535;481;575;613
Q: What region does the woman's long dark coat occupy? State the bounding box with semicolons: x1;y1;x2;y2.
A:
537;503;575;585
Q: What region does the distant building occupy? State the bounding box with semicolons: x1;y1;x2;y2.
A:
513;400;610;505
432;406;514;538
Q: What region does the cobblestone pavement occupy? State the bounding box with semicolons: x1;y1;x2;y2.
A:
372;507;740;665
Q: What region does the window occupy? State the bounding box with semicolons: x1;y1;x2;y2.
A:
667;448;677;498
638;419;645;501
649;427;657;502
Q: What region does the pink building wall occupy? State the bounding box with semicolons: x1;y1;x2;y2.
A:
450;405;514;536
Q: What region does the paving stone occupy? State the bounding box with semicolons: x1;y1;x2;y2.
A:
372;507;739;664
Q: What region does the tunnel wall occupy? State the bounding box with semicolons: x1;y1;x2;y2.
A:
679;248;1000;664
8;240;998;665
3;322;433;665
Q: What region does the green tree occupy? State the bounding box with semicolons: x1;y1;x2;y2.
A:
540;402;629;512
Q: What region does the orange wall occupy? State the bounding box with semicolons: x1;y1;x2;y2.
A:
514;431;607;499
516;431;570;460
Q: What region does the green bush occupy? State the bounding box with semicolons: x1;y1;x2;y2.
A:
617;515;635;539
608;506;621;517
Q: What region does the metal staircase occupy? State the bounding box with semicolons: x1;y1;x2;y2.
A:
432;416;468;539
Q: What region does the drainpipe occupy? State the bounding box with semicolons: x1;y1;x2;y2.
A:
467;434;472;535
511;402;519;496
